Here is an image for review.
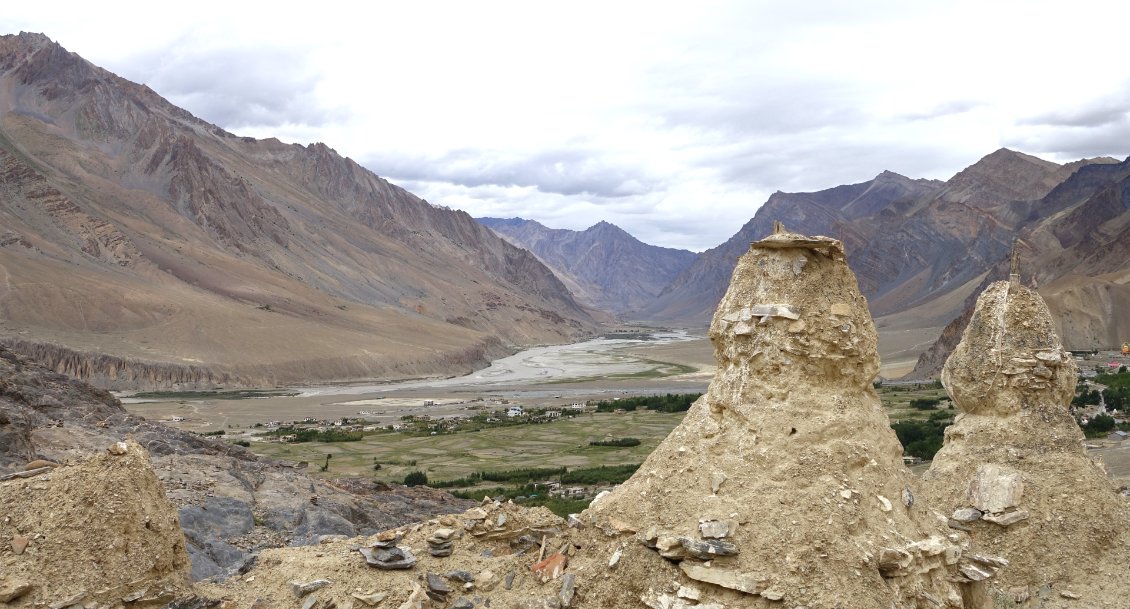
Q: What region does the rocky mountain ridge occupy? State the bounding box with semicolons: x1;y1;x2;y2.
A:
641;149;1128;367
477;217;697;317
0;32;594;389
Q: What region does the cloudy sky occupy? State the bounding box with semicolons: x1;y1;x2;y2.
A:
5;1;1130;251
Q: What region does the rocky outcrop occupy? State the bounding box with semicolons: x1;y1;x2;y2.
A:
0;345;473;582
921;280;1130;606
0;338;241;390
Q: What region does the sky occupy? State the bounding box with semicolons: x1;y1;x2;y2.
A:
5;1;1130;251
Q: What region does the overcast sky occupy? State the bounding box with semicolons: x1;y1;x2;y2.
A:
5;1;1130;251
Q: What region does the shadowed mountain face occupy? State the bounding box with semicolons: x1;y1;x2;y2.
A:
477;217;696;317
642;170;946;322
646;150;1129;364
911;156;1130;377
0;33;594;388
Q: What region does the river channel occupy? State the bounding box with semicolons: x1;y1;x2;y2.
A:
295;330;699;397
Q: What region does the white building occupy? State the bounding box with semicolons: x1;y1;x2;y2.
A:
506;406;524;417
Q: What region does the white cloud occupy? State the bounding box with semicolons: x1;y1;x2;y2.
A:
4;0;1130;251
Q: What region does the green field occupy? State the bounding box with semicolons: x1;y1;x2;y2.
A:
248;410;683;486
877;382;952;422
242;385;956;485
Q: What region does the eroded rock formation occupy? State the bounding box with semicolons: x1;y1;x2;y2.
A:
921;280;1130;606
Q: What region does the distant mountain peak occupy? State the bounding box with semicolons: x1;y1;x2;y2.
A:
477;217;696;315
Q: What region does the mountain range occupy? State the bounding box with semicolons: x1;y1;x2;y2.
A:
481;151;1130;376
2;32;1128;387
476;217;696;317
0;32;594;389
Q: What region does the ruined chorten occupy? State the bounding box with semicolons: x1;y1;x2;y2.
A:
588;228;976;608
921;279;1130;606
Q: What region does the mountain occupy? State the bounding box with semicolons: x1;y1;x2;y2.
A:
477;217;697;316
0;33;595;388
642;170;945;322
910;155;1130;376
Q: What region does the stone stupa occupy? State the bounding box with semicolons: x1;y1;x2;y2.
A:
587;225;984;608
921;261;1130;607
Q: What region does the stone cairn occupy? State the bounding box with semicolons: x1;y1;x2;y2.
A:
921;275;1130;606
586;225;993;608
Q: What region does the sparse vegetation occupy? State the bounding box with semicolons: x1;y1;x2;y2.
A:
589;437;641;447
593;392;701;413
890;411;953;460
561;463;640;485
264;427;363;443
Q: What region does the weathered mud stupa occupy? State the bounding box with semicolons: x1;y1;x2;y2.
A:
583;226;984;608
921;276;1130;607
0;441;192;607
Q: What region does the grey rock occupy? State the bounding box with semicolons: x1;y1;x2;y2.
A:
608;547;622;568
179;496;255;540
360;546;417;569
291;579;332;597
291;508;358;546
429;541;454;557
300;593;318;609
698;519;730;539
504;570;516;590
968;464;1024;513
558;573;576;607
679;537;738;559
951;507;982;522
448;571;474;583
958;562;993;582
981;509;1030;527
426;572;453;603
185;538;248;582
679;563;768;595
453;599;475;609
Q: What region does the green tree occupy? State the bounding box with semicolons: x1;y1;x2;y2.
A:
403;471;428;487
1085;414;1116;435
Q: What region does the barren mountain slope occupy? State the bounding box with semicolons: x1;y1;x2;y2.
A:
909;156;1130;377
0;33;594;388
478;217;696;316
643;170;943;322
647;151;1123;353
